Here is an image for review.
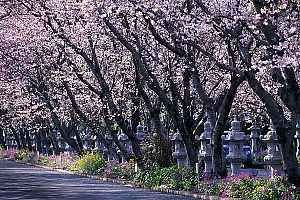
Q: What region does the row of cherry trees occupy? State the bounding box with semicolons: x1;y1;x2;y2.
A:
0;0;299;186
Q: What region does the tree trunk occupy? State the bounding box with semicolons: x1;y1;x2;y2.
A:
152;111;172;167
246;71;300;186
19;129;27;149
212;76;245;177
36;130;42;153
74;131;83;154
0;128;6;149
25;129;33;151
9;127;22;150
277;125;300;187
49;131;60;155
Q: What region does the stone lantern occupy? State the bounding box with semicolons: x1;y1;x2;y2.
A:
57;134;66;151
93;136;104;154
260;125;282;177
30;134;36;150
83;134;94;151
11;135;17;149
118;132;130;162
295;124;300;157
136;123;146;141
195;118;212;173
222;116;249;175
250;122;260;153
5;134;13;149
106;134;115;161
65;142;72;152
102;145;109;160
171;131;187;167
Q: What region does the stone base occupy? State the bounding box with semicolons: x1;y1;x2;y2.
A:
271;164;282;178
177;158;187;168
204;160;212;173
230;163;242;175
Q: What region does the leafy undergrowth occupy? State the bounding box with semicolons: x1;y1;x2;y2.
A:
1;147;300;199
253;148;268;162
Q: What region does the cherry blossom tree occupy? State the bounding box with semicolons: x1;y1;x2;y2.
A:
0;0;299;186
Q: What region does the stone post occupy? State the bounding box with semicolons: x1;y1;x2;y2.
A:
136;123;146;141
118;132;130;163
30;134;36;151
5;135;12;149
93;136;104;158
106;134;115;161
195;118;212;173
222;116;249;175
250;122;260;153
65;136;74;153
171;131;187;167
11;135;17;149
260;125;282;178
102;145;109;160
57;134;66;152
295;124;300;157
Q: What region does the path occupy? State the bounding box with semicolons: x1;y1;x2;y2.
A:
0;159;197;200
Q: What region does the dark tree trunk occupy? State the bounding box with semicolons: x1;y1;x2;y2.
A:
49;131;60;155
0;128;6;149
36;130;42;153
152;111;172;167
25;129;33;152
40;131;46;154
40;129;51;155
277;125;300;187
246;71;300;187
131;92;141;133
9;127;22;150
19;129;27;149
212;75;245;177
73;127;83;154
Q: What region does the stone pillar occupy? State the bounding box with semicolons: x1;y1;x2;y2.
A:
118;132;130;163
195;118;212;173
102;145;109;160
222;116;249;175
5;135;13;149
250;122;260;153
171;131;187;167
57;134;66;152
93;136;104;158
136;123;146;141
260;125;282;178
11;136;16;149
65;136;74;153
30;134;36;151
106;134;115;161
295;124;300;157
136;123;146;164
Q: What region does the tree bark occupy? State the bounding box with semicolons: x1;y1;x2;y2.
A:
0;128;6;149
246;71;300;187
25;129;33;152
36;129;42;153
212;76;245;177
9;127;22;150
19;128;27;149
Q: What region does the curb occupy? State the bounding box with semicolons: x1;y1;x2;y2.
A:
8;159;241;200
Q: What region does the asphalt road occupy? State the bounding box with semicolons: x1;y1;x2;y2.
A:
0;159;197;200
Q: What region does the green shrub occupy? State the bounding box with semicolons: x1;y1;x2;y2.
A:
74;151;105;174
135;164;198;192
253;149;268;162
102;160;135;179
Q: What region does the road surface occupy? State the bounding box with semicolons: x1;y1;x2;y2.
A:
0;159;198;200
